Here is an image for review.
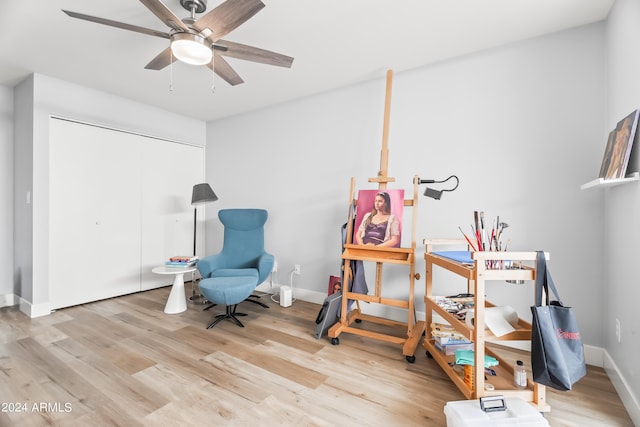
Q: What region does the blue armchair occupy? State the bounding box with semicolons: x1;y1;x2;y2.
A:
197;209;274;309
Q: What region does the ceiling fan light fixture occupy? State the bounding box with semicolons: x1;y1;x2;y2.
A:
170;32;212;65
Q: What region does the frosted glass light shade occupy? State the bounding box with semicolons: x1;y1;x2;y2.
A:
171;33;212;65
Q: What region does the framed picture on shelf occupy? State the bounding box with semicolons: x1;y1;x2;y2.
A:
598;130;616;178
599;109;639;180
353;189;404;248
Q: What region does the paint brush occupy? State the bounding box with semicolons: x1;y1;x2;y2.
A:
458;226;477;251
480;211;486;251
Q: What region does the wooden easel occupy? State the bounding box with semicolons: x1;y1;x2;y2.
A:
328;70;425;362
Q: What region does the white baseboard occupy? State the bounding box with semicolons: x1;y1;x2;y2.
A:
255;281;327;305
604;350;640;427
0;293;17;308
583;344;604;368
19;297;51;318
2;293;55;318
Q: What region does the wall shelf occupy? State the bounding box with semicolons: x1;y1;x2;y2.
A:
580;172;639;190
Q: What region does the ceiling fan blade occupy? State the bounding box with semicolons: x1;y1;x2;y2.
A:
62;10;170;39
209;55;244;86
194;0;265;42
144;47;177;70
218;40;293;68
139;0;190;32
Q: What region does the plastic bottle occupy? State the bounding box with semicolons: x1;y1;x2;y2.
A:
514;360;527;389
463;364;474;389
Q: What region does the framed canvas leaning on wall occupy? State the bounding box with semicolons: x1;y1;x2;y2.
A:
599;109;639;180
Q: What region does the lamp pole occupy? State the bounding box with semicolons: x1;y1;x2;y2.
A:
189;183;218;304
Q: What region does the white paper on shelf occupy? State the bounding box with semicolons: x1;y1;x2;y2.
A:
464;306;519;337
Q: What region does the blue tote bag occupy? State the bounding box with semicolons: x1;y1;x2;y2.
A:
530;251;586;391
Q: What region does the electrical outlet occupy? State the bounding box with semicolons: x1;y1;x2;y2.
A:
294;264;301;275
615;318;621;343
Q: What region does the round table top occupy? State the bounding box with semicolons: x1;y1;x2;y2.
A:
152;265;198;275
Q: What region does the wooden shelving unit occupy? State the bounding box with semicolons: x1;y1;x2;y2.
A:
423;240;550;411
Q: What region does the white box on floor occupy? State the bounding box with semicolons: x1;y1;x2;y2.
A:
444;397;549;427
279;286;292;307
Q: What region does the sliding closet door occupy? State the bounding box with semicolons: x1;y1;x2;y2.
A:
50;118;204;308
140;140;204;291
50;118;142;308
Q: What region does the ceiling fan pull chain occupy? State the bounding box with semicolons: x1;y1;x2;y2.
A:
169;49;174;92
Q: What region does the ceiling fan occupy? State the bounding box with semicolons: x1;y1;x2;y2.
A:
62;0;294;86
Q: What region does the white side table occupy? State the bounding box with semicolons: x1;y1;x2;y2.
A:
152;265;198;314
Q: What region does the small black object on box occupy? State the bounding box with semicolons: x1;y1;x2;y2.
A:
479;395;507;413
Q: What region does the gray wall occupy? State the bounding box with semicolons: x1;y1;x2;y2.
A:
0;85;12;300
13;78;33;303
206;23;606;345
604;0;640;419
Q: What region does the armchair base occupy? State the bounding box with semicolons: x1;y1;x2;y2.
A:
246;294;269;308
207;304;247;328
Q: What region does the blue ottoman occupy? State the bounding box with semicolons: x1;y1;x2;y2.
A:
199;275;257;328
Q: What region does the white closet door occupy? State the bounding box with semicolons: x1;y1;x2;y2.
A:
140;140;204;291
50;118;204;308
50;119;142;308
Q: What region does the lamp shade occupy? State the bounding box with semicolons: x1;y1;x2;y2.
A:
423;187;442;200
192;183;218;205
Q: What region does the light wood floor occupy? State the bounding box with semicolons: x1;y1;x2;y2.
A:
0;286;634;426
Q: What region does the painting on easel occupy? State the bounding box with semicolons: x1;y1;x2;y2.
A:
354;189;404;248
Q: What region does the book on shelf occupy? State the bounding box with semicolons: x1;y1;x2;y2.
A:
434;341;474;355
432;251;474;264
430;322;468;341
435;336;472;346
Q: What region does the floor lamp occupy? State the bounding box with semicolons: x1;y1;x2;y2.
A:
189;183;218;304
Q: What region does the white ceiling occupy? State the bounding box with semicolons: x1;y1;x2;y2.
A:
0;0;614;122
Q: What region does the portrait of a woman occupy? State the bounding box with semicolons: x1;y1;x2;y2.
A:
354;190;402;248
